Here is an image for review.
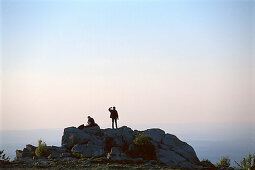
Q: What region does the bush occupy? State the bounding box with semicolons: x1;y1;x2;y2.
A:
128;133;156;160
0;150;10;162
90;157;108;163
216;156;230;168
235;153;255;170
35;139;50;157
71;152;83;159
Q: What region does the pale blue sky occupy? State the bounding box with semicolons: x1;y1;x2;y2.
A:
1;0;254;130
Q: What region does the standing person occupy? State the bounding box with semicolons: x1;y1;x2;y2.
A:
108;107;118;129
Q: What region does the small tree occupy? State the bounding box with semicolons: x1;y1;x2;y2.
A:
235;153;255;170
216;156;230;168
0;150;10;162
35;139;49;157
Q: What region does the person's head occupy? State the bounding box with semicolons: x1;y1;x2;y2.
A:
113;107;116;110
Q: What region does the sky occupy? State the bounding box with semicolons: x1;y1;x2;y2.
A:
0;0;254;131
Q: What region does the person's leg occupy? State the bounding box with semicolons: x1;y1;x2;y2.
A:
115;119;118;129
112;118;114;129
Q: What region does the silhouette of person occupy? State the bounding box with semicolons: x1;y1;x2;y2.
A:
78;115;98;129
108;106;118;129
87;116;96;127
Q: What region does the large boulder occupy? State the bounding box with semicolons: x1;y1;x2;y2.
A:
88;135;105;146
60;125;200;168
16;150;34;158
103;128;124;150
162;134;200;164
119;126;134;145
61;127;91;149
16;144;37;158
71;142;104;157
103;128;122;138
107;147;143;163
81;125;101;136
144;128;165;143
157;148;199;168
47;146;67;159
107;147;127;161
157;148;186;166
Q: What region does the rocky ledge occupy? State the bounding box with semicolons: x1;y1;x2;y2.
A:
7;126;216;169
0;126;233;169
62;126;200;168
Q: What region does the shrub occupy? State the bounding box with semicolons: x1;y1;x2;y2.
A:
216;156;230;168
35;139;50;157
234;153;255;170
0;150;10;162
90;157;108;163
71;152;83;159
133;133;152;146
128;133;156;160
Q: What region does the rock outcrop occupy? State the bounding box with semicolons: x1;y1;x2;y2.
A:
15;125;201;169
61;125;200;168
16;144;36;158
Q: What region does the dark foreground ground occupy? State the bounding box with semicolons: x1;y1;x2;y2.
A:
0;158;180;170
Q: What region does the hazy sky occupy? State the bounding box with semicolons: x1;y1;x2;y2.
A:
1;0;254;130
